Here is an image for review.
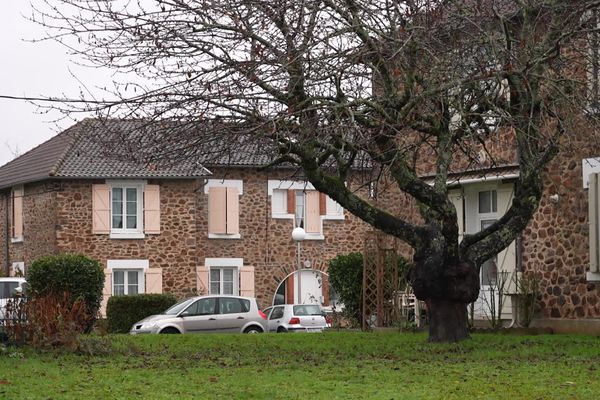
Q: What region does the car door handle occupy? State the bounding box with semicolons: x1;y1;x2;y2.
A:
209;318;216;320
237;316;244;320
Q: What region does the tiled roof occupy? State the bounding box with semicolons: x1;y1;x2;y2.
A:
0;119;212;190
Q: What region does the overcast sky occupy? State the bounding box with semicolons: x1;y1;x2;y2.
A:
0;2;114;167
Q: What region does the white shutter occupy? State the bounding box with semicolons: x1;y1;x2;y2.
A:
589;173;600;273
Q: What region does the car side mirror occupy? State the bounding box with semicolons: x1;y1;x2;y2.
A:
179;311;190;317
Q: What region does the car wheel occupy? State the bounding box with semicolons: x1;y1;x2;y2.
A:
159;327;180;334
243;326;263;334
277;327;288;333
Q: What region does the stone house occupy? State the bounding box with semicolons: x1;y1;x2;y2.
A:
0;119;375;314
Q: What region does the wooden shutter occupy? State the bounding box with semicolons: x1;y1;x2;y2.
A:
92;184;111;234
239;265;255;297
286;275;295;304
590;173;600;273
449;189;464;242
144;185;161;234
208;187;227;234
226;187;240;234
144;268;163;294
197;266;210;295
319;193;327;215
305;191;321;233
287;190;296;214
100;269;112;317
12;186;23;239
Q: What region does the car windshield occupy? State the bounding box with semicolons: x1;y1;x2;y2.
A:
293;305;323;316
163;298;196;315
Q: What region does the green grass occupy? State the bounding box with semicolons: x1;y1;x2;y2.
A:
1;332;599;399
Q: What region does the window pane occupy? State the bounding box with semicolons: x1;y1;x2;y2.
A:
223;269;234;282
481;258;498;286
114;270;124;285
126;216;137;229
128;271;138;284
114;284;125;296
220;298;243;314
128;285;139;295
210;282;220;294
112;215;123;229
126;188;137;202
295;191;305;228
223;282;234;295
197;298;216;315
126;201;137;216
112;188;123;201
478;191;491;213
210;269;220;281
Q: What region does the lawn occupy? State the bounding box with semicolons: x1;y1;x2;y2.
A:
0;332;599;399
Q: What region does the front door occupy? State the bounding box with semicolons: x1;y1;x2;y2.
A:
462;184;516;320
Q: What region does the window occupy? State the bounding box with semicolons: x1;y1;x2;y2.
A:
210;268;238;295
185;297;217;316
219;297;250;314
268;180;344;238
480;219;498;286
107;259;148;296
10;186;23;242
113;269;142;295
478;190;497;214
110;183;144;238
0;282;20;299
205;180;242;239
269;306;284;320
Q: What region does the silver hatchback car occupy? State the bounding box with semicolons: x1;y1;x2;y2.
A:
130;295;267;334
263;304;331;333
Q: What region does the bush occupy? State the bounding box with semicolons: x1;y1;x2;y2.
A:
328;253;363;323
27;254;104;329
4;292;89;350
107;294;178;333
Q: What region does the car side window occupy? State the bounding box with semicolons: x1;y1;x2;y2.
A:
184;298;216;316
270;306;284;320
219;297;245;314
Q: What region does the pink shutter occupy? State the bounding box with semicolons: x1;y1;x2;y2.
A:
208;187;227;234
287;190;296;214
319;193;327;216
197;266;209;295
145;268;163;293
144;185;161;234
226;187;239;234
92;184;111;234
239;266;255;297
12;187;23;239
305;191;321;233
100;269;112;317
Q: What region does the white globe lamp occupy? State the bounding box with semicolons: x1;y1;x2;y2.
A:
292;226;306;242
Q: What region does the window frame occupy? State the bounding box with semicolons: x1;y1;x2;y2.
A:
204;258;243;296
107;259;148;295
108;180;145;239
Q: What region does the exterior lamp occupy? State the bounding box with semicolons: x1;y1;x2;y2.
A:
292;227;306;304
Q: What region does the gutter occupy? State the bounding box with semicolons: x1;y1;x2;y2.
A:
4;192;9;276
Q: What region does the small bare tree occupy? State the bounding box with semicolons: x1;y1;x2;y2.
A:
29;0;600;342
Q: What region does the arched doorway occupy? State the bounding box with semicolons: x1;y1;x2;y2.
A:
272;269;339;309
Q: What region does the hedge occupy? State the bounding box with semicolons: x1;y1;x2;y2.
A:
27;254;104;324
107;294;178;333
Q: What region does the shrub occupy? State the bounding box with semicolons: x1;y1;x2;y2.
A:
328;253;363;323
107;294;178;333
27;254;104;328
4;292;89;350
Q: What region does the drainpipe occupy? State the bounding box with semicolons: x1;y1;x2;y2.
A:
4;192;10;276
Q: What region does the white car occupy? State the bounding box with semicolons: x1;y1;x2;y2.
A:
263;304;331;333
0;277;28;320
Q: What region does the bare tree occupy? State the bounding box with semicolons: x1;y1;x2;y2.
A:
31;0;600;342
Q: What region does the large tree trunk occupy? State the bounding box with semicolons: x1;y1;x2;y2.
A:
427;299;469;342
411;253;479;343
